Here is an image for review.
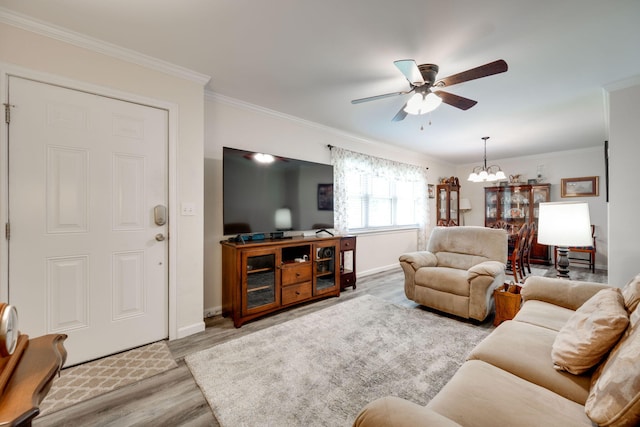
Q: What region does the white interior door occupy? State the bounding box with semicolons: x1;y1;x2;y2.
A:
7;76;168;366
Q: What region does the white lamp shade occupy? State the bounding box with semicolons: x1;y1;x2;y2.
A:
537;202;592;247
459;198;472;211
274;208;292;230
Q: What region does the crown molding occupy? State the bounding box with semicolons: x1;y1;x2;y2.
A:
205;90;385;147
0;7;210;86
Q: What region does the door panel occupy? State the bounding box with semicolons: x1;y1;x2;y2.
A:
8;76;169;365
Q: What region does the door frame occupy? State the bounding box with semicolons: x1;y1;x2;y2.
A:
0;62;179;340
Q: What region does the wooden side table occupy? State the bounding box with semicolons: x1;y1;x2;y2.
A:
493;284;522;326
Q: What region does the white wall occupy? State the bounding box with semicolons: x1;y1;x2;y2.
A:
608;80;640;286
454;147;609;269
0;22;206;338
203;94;453;315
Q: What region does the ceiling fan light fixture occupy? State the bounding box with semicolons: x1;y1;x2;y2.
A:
403;92;442;115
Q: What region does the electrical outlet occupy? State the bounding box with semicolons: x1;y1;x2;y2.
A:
181;202;196;216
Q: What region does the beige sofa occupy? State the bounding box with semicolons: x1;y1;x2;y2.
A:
354;275;640;427
400;226;508;322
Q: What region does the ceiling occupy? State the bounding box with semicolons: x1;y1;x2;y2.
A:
1;0;639;164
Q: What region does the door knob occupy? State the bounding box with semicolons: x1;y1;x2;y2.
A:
155;233;165;242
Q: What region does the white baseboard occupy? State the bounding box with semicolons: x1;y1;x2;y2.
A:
204;305;223;319
357;264;402;278
176;321;206;339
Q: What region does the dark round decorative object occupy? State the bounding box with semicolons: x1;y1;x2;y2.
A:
322;247;334;259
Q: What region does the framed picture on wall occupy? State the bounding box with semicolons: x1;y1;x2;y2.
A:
317;184;333;210
561;176;599;197
428;184;435;199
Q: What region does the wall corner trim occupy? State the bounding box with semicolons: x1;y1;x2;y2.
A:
0;7;211;86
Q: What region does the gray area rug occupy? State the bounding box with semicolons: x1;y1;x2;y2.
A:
185;294;492;427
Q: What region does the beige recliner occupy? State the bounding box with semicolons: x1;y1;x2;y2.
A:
400;226;508;321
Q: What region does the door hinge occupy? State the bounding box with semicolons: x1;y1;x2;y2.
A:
3;103;16;124
3;103;13;124
5;223;9;241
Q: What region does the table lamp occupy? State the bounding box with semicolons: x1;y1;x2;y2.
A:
274;208;292;231
459;198;471;226
537;202;592;278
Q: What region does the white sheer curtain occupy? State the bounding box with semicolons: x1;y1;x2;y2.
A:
330;146;430;250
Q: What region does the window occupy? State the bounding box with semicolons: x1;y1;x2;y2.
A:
345;171;422;230
331;146;429;249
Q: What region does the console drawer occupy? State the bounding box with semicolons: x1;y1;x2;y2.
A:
340;236;356;251
282;282;312;305
281;263;312;286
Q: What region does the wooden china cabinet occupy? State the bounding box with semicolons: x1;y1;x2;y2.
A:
436;177;460;226
484;183;551;264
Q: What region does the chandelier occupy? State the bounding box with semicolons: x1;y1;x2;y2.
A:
467;136;506;182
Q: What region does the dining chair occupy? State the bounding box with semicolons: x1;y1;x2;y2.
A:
523;222;537;275
507;223;528;283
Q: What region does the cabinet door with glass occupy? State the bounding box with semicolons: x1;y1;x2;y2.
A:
313;241;340;296
241;248;280;316
436;182;460;226
531;184;551;228
484;187;500;227
530;184;551;263
500;185;531;233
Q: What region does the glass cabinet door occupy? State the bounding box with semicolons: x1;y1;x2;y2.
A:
242;249;279;315
531;185;550;228
314;243;338;295
437;187;448;224
485;187;499;226
450;188;459;225
501;186;530;232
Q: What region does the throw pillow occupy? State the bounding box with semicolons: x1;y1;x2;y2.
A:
622;274;640;313
585;307;640;427
551;288;629;375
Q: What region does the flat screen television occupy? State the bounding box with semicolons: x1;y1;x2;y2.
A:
223;147;334;236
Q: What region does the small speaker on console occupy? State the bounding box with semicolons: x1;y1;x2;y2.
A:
322;247;334;258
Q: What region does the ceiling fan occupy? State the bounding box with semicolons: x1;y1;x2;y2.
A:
351;59;508;121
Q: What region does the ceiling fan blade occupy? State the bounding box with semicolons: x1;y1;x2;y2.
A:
394;59;425;86
436;59;508;87
351;89;412;104
435;90;477;110
392;104;408;122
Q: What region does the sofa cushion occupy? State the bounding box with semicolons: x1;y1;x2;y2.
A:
426;360;594;427
467;320;591;404
435;251;481;271
353;396;462;427
585;307;640;427
552;288;629;375
426;226;508;264
414;267;469;296
513;299;575;332
622;274;640;313
521;276;612;311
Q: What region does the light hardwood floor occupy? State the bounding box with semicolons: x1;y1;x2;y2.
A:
33;265;608;427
